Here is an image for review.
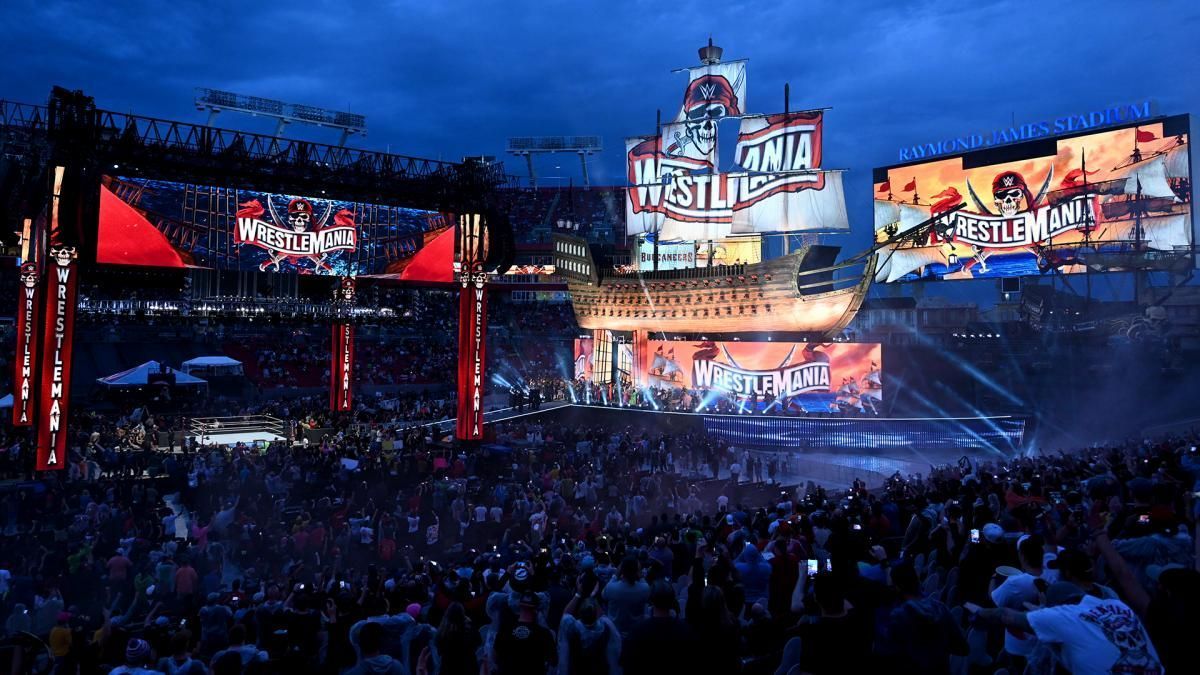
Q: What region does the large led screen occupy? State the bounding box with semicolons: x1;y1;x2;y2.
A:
644;340;881;413
97;175;451;278
873;116;1192;282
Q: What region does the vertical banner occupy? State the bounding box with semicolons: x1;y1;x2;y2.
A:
329;323;354;411
455;273;487;441
37;246;78;471
13;261;40;426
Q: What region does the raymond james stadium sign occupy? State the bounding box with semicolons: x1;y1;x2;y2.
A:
898;101;1153;162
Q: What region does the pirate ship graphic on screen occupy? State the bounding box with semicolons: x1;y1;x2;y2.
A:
97;175;445;275
872;118;1192;282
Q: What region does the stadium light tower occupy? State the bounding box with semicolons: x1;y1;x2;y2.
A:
195;88;367;146
506;135;603;187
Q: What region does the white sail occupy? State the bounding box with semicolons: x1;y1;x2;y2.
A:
1101;213;1191;250
875;244;945;283
898;203;932;234
1106;157;1179;201
730;170;850;234
874;200;900;227
873;253;894;283
1162;144;1189;179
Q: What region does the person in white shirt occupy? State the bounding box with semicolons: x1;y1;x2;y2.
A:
990;534;1058;659
972;581;1162;675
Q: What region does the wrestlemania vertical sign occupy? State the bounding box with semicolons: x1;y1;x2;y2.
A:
12;262;40;426
37;247;79;470
329;323;354;411
455;273;487;440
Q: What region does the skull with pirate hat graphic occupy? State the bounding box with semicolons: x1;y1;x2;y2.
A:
674;74;742;160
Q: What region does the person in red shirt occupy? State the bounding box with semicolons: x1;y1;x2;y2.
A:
175;560;199;609
107;551;133;597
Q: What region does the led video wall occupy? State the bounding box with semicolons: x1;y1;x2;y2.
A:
97;175;450;277
645;340;881;413
873;116;1192;282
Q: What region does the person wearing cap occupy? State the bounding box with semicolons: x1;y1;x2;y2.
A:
108;637;157;675
49;611;72;662
989;534;1055;661
970;578;1163;675
492;590;556;675
197;592;232;658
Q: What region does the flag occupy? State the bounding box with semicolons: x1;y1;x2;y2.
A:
902;178;917;192
1136;129;1156;143
877;180;891;193
1060;168;1099;187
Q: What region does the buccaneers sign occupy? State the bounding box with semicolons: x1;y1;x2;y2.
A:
12;262;40;426
37;247;79;471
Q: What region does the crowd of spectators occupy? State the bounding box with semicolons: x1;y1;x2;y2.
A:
0;394;1196;674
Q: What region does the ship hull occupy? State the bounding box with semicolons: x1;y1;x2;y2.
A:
566;249;872;337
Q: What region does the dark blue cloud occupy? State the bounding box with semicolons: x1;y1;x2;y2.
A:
3;0;1198;261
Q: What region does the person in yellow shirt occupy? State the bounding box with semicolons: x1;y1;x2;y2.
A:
49;611;72;659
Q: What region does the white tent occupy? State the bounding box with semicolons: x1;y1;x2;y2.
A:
97;361;208;388
180;356;243;376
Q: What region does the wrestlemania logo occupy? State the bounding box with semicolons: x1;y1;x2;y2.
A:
930;168;1097;249
688;341;830;397
630;66;824;224
235;197;357;273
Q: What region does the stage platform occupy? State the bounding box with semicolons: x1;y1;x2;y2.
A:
186;415;288;447
421;399;572;429
451;403;1027;487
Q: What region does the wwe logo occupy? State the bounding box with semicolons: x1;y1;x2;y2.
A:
699;83;717;100
1003;176;1016;187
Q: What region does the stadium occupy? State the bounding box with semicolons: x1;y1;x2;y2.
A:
0;5;1198;674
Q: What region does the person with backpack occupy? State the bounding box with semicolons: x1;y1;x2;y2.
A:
558;579;620;675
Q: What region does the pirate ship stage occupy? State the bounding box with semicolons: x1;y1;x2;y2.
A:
558;236;873;335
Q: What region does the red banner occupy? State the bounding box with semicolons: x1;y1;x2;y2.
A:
13;262;40;426
455;274;487;440
36;249;79;471
329;323;354;411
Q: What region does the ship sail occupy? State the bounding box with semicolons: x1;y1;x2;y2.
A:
874;200;900;229
1162;143;1189;179
875;244;946;283
898;203;931;234
730;170;849;234
1106;156;1179;200
672;60;747;123
1099;213;1191;250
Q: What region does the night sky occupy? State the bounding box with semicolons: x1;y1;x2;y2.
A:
3;0;1199;281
